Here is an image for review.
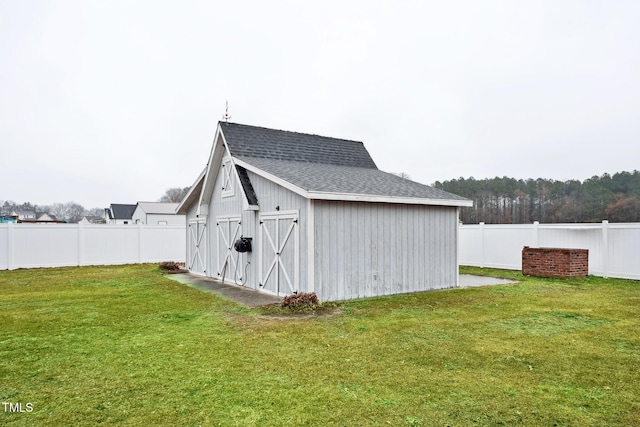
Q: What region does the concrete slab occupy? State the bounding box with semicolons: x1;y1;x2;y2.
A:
164;273;283;307
164;273;517;307
459;274;518;288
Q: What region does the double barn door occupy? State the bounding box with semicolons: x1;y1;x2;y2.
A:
192;212;299;295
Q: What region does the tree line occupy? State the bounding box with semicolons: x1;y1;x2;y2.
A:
6;174;639;225
434;170;640;224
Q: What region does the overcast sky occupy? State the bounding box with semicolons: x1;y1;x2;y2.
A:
1;1;639;209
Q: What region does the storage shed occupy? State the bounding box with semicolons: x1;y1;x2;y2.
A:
177;122;472;301
131;202;185;225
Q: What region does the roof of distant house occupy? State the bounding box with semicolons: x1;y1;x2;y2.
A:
109;204;136;219
36;212;57;221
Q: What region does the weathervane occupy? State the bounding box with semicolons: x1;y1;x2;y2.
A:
222;100;231;122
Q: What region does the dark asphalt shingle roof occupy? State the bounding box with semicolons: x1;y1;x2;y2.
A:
237;156;468;200
110;204;136;219
221;122;377;169
219;122;468;203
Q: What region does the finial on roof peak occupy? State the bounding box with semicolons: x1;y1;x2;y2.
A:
222;100;231;122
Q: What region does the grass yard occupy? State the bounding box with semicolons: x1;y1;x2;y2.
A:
1;264;639;426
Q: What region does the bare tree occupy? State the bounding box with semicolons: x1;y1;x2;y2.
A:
84;207;104;218
49;203;66;221
160;187;190;203
67;203;85;223
50;202;85;223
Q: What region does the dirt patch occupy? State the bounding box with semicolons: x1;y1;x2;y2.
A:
254;308;344;321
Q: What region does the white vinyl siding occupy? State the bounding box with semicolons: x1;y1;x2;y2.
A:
313;201;458;301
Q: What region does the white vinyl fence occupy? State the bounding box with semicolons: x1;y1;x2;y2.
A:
0;223;185;270
459;221;640;280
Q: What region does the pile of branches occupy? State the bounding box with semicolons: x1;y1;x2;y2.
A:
281;292;320;311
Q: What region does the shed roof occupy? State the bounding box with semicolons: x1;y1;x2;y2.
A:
136;202;179;214
223;122;469;206
178;122;472;213
220;122;377;169
236;156;467;201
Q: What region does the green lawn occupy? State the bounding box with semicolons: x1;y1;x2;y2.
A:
1;264;639;426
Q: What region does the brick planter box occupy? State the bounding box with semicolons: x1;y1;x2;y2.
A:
522;247;589;278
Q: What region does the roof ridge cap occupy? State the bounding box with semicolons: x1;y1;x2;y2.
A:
219;121;365;145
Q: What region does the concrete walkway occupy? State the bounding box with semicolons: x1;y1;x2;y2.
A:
165;273;283;307
165;272;518;307
459;274;519;288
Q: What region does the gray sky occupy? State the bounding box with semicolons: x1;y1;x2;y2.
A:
1;0;639;209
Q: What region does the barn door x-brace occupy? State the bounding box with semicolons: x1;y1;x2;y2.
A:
216;216;242;283
259;211;299;295
188;219;207;274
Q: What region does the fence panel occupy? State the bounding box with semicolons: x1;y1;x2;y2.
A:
459;224;536;270
139;226;186;263
82;225;141;266
538;225;605;274
0;223;185;270
458;225;482;267
13;224;80;269
459;221;640;280
484;225;534;270
607;224;640;279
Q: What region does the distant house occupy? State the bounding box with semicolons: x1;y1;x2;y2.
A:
131;202;184;225
18;212;64;224
104;204;136;224
36;213;57;222
12;210;36;221
79;215;106;224
0;215;18;224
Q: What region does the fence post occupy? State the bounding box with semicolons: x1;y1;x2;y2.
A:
7;222;14;270
457;217;461;286
77;223;85;267
533;221;539;247
601;220;609;278
479;222;485;268
138;224;144;263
